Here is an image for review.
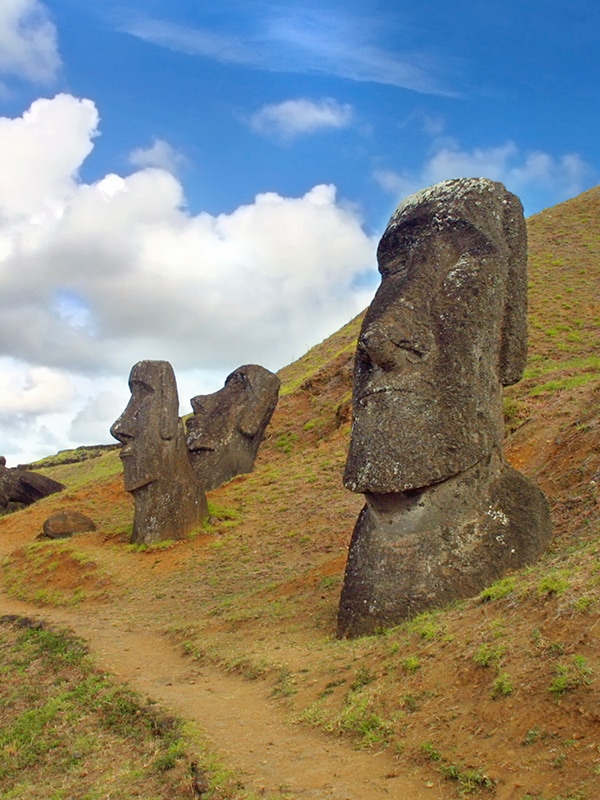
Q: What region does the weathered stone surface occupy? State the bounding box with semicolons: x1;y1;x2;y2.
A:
111;360;208;544
345;178;528;494
186;365;280;491
41;511;97;539
338;178;552;637
0;464;64;511
337;449;551;637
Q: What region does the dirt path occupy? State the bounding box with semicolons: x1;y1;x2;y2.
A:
0;595;439;800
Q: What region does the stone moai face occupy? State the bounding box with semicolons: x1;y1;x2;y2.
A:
344;178;528;494
186;364;280;491
111;360;207;543
111;360;179;492
337;179;551;638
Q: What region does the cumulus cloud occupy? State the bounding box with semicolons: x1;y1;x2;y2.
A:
0;93;98;218
0;93;377;462
128;137;186;174
0;0;60;88
375;139;593;214
249;98;354;140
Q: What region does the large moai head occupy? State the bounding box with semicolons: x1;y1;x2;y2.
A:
111;360;207;543
186;364;280;491
337;179;551;638
344;178;528;494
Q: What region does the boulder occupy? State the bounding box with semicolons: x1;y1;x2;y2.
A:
41;511;97;539
0;464;64;512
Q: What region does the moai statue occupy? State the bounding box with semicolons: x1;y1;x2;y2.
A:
337;178;552;638
111;360;207;544
185;365;280;491
0;458;64;512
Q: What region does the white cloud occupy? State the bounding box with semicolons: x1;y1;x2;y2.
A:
0;359;75;414
249;98;353;140
0;94;378;463
0;93;98;218
0;0;60;88
68;389;124;444
375;139;593;214
120;16;257;66
118;10;451;95
128;137;186;174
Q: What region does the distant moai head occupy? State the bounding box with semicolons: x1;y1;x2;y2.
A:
110;360;179;493
344;178;528;494
186;364;280;491
110;360;207;544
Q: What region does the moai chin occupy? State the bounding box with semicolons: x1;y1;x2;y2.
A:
111;360;207;544
337;178;552;638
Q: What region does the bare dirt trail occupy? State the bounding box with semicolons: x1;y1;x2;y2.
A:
0;594;441;800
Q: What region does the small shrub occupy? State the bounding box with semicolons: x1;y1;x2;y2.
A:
537;571;571;597
549;656;593;697
421;740;442;762
522;727;542;746
400;655;421;673
491;671;513;699
440;763;494;793
473;643;506;668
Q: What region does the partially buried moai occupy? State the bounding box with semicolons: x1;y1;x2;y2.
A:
185;364;280;492
337;178;552;638
111;360;208;544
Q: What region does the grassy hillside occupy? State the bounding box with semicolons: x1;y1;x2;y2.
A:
2;186;600;799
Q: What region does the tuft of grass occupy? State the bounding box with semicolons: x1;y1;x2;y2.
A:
421;740;442;762
350;666;376;691
400;655;421;673
421;741;494;794
537;570;571;597
337;691;394;747
405;610;444;641
491;671;513;699
479;577;516;602
473;643;507;668
549;656;594;697
440;763;495;794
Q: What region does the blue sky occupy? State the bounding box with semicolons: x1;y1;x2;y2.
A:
0;0;598;464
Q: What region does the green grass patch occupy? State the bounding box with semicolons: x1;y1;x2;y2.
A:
0;618;190;798
549;656;594;697
472;643;507;668
529;372;599;396
479;577;517;602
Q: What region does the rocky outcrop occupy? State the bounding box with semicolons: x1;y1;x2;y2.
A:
0;461;64;513
40;511;97;539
